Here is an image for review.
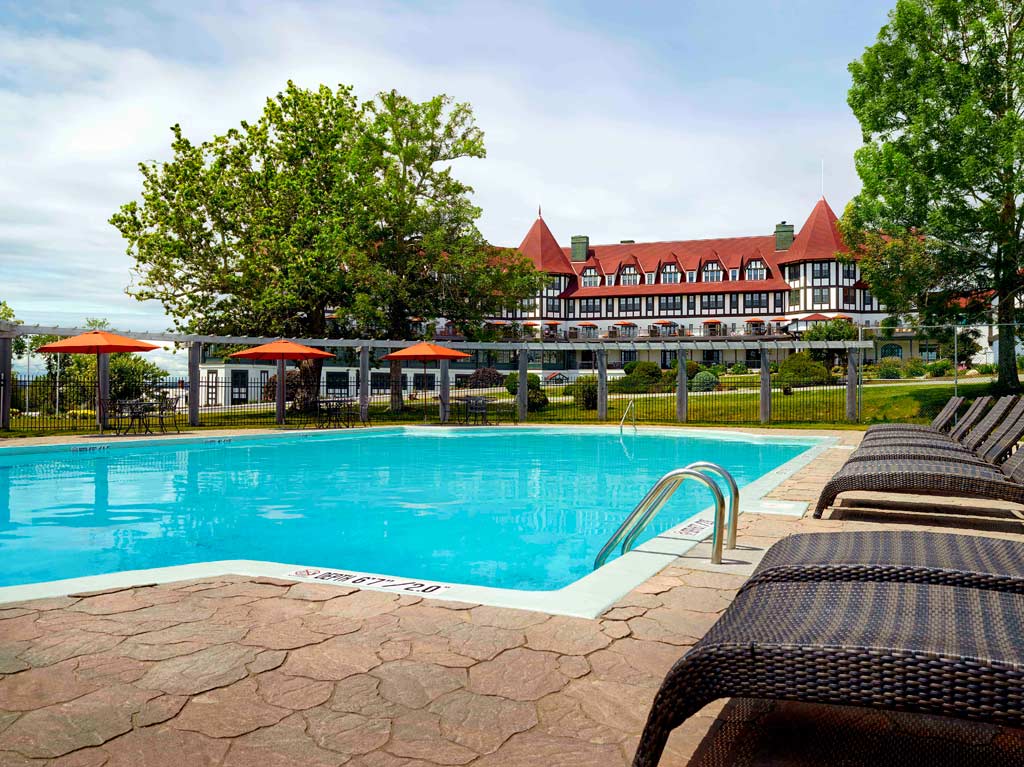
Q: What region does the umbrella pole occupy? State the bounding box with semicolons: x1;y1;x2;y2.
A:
423;362;428;423
276;359;286;427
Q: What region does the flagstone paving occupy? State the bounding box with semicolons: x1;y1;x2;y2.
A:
2;428;1023;765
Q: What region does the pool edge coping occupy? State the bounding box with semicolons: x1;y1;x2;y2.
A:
0;428;836;618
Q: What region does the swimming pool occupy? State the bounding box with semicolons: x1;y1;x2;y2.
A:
0;427;819;597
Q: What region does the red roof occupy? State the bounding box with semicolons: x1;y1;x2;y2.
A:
704;319;722;324
562;278;789;298
800;313;832;321
776;198;850;265
745;318;765;323
518;214;573;274
577;322;598;327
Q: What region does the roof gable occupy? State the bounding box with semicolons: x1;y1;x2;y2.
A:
777;198;849;264
517;214;573;274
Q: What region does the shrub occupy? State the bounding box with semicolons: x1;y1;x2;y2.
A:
902;357;927;377
686;360;701;379
975;363;997;374
608;376;648;394
262;369;301;402
526;388;549;412
629;361;663;383
68;409;96;421
708;364;727;376
769;361;779;374
573;376;598;410
465;367;504;389
504;371;540;395
831;365;845;377
876;357;903;379
776;352;833;388
691;371;719;392
925;359;954;377
622;360;639;375
561;383;577;397
728;362;748;375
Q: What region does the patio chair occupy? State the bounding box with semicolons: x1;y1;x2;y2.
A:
847;397;1024;466
632;579;1024;766
153;396;181;434
863;395;963;437
860;395;1000;448
740;531;1024;595
813;436;1024;518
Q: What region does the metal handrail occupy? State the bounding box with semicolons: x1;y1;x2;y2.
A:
683;462;739;550
593;468;727;569
620;398;637;433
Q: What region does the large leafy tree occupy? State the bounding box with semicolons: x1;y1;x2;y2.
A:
0;300;26;357
112;82;545;410
841;0;1024;390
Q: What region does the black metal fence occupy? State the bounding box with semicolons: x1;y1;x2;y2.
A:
3;364;854;434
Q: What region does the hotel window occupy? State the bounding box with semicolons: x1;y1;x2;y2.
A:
547;277;561;292
789;289;801;307
662;264;681;284
645;272;655;284
702;350;722;365
581;268;600;287
746;293;769;310
620;266;640;286
811;262;830;282
606;298;615;313
842;263;857;280
787;264;801;281
580;298;601;314
605;275;615;286
546;297;561;314
619;296;641;313
687;295;696;312
659;295;682;312
812;287;830;306
919;343;938;362
730;294;740;312
842;287;856;306
520;298;536;312
686;271;697;283
621;350;637;363
700;294;725;310
703;263;724;282
863;291;875;310
729;268;739;281
745;260;767;281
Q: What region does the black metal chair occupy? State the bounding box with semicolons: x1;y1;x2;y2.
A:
153;396;180;434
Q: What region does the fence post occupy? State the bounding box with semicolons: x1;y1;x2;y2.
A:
359;346;370;424
439;359;450;423
0;337;11;431
275;359;286;426
759;345;770;425
675;347;687;423
846;348;858;422
98;353;110;431
517;347;529;422
188;342;201;427
597;348;608;421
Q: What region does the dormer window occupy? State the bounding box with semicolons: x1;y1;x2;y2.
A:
729;268;739;281
686;271;697;283
702;263;724;282
620;266;640;286
606;275;615;286
661;264;681;284
645;272;654;285
581;268;600;288
746;260;767;281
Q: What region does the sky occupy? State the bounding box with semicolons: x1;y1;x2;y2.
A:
0;0;896;372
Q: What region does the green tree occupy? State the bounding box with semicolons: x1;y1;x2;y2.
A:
0;300;26;357
802;319;859;364
841;0;1024;390
111;82;545;412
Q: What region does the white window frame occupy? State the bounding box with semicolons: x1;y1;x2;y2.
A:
702;263;724;282
581;268;600;288
662;264;681;284
745;260;767;281
729;268;739;281
686;271;697;283
620;267;640;286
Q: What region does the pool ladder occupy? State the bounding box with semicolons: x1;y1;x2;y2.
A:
593;462;739;570
619;398;637;433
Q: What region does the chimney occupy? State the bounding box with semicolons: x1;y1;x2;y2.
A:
620;239;635;244
571;235;589;262
775;221;794;251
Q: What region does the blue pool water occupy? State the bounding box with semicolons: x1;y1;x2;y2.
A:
0;428;813;591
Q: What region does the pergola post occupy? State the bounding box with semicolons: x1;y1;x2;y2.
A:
439;359;450;424
676;347;688;423
517;347;529;422
275;359;286;426
188;342;202;427
846;348;858;422
359;346;370;424
759;344;771;425
0;337;12;431
97;353;110;431
597;348;608;421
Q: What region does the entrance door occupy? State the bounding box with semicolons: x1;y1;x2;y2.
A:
230;370;249;405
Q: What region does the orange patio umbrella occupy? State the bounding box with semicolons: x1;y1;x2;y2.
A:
37;330;160;431
382;342;471;422
230;340;334;426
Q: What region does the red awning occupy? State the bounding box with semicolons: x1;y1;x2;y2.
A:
801;313;831;321
614;321;636;326
544;321;560;325
703;319;722;324
577;322;598;328
832;313;852;320
770;317;789;323
522;321;539;327
653;320;677;326
488;320;508;326
745;318;765;323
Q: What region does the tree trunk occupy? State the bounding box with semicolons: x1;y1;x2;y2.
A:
389;358;404;413
996;291;1021;392
297;359;324;412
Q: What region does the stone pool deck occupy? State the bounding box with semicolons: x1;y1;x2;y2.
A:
2;427;1024;765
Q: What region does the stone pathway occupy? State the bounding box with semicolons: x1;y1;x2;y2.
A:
2;427;1023;765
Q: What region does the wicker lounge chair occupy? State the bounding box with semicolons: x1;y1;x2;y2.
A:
859;395;1003;448
739;531;1024;595
848;398;1024;465
631;579;1024;767
814;442;1024;518
864;395;963;436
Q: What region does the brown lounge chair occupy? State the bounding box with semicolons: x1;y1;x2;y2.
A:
632;577;1024;766
859;394;996;447
862;394;963;437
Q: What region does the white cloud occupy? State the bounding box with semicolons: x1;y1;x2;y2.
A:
0;0;865;333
